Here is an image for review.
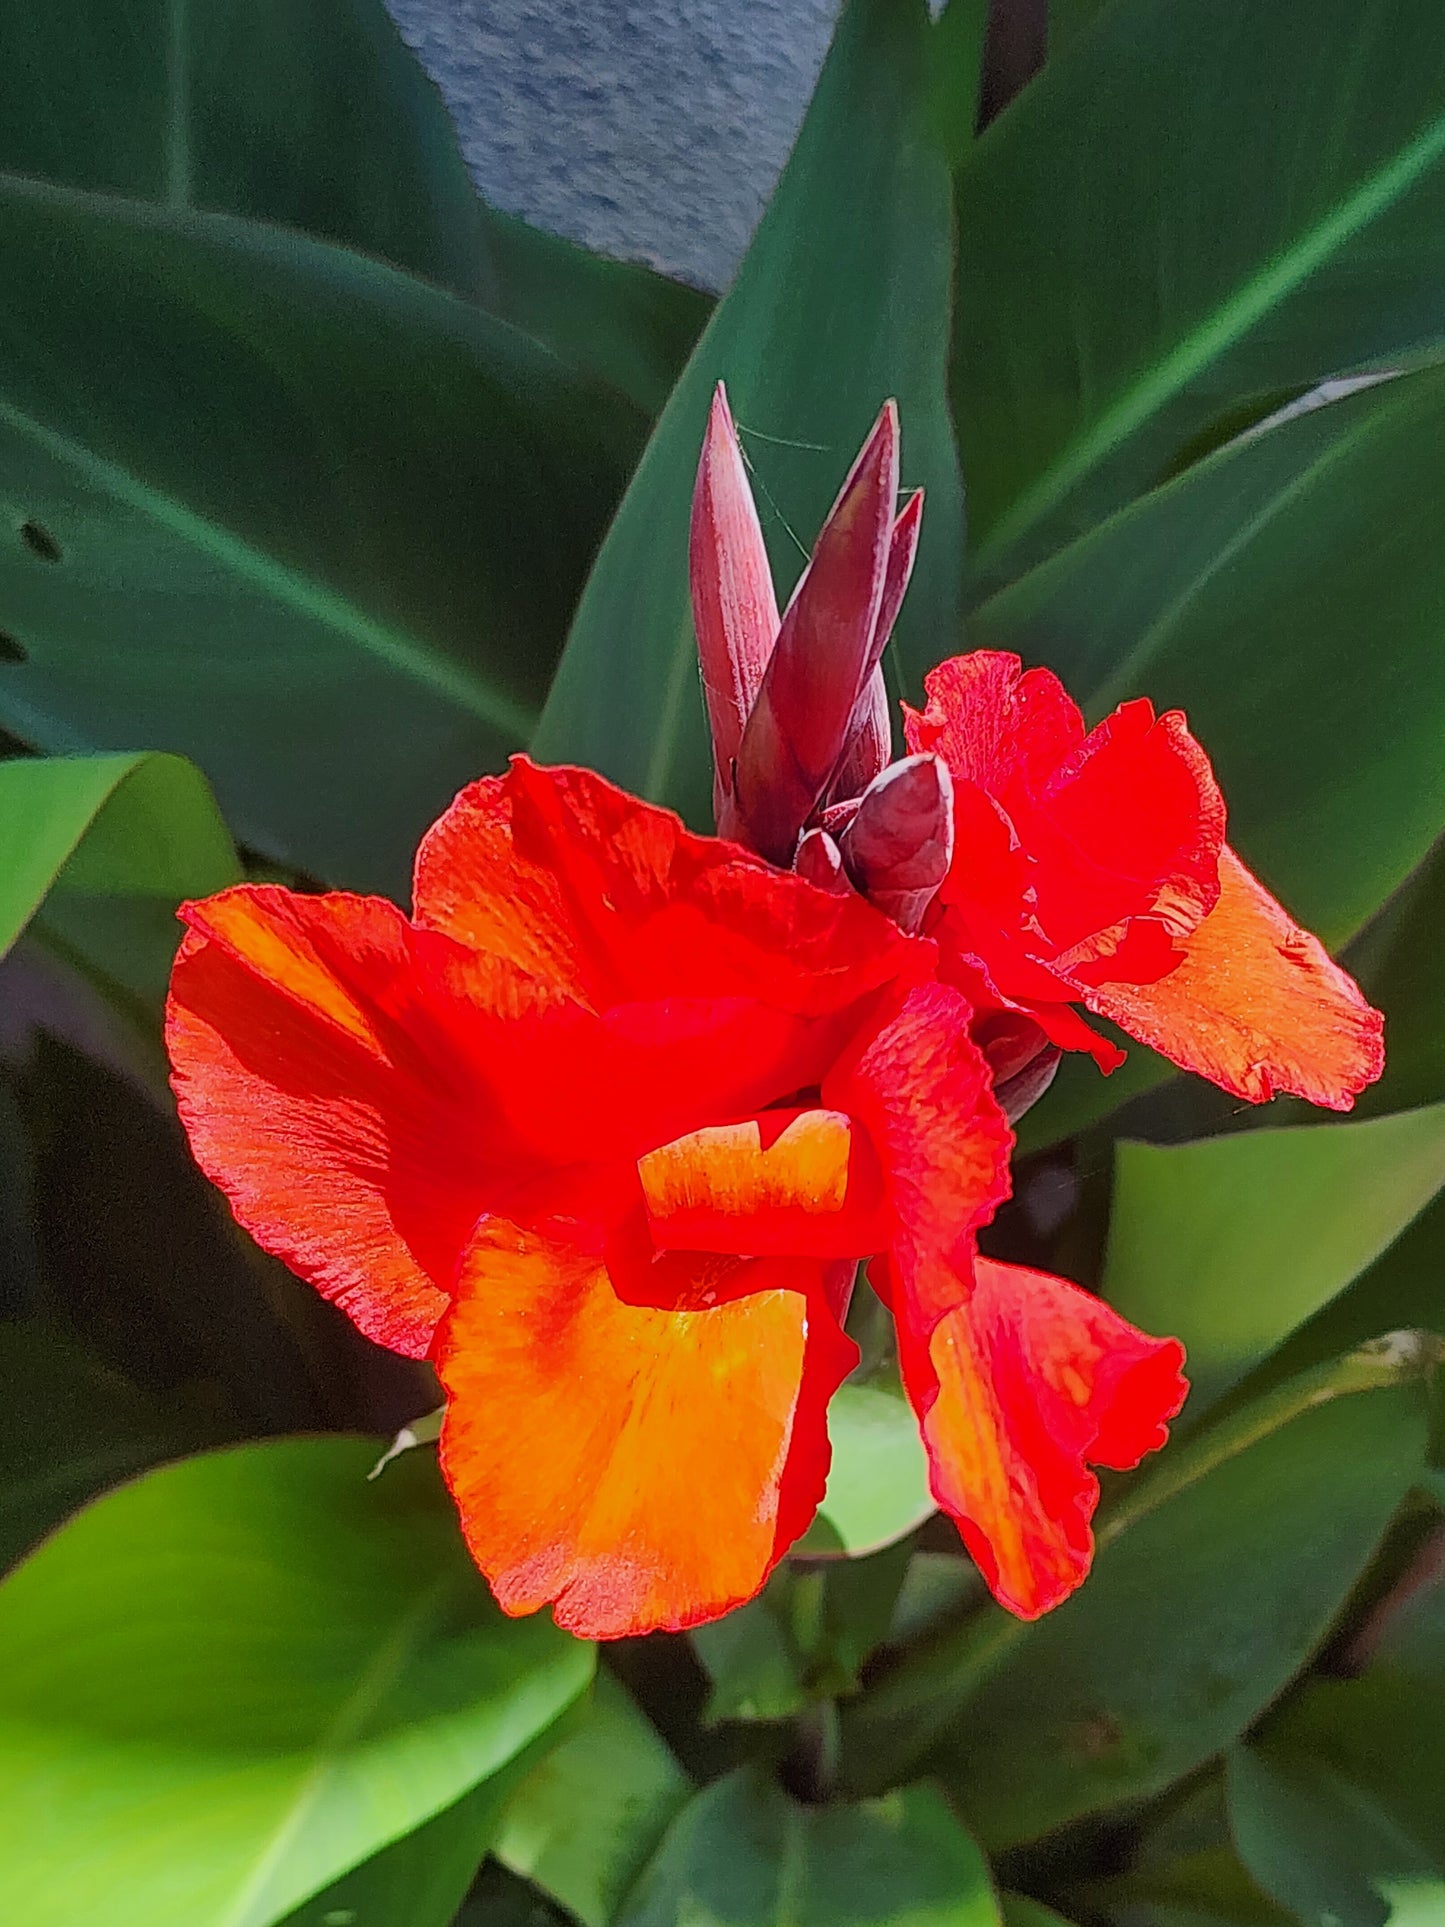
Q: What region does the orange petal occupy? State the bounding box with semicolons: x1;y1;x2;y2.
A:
902;1258;1187;1618
436;1220;857;1638
1084;847;1384;1108
412;757;926;1016
639;1107;887;1258
166;885;574;1357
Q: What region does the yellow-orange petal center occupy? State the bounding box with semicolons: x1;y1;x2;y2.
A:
639;1107;884;1259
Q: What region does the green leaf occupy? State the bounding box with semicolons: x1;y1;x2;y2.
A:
475;208;712;418
691;1594;808;1726
0;0;487;296
0;1437;593;1927
0;176;642;896
495;1672;691;1927
987;365;1445;1146
1228;1568;1445;1927
1045;0;1112;52
0;752;238;962
810;1379;936;1556
1342;839;1445;1122
1103;1104;1445;1416
273;1782;509;1927
956;0;1445;588
1000;1902;1075;1927
533;0;967;823
840;1341;1433;1840
617;1769;1000;1927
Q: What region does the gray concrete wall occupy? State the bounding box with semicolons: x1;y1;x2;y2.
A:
385;0;840;290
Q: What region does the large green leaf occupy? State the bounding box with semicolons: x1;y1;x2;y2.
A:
0;752;237;962
956;0;1445;588
811;1379;936;1555
0;0;486;295
0;1437;593;1926
495;1672;690;1927
1102;1104;1445;1415
273;1782;509;1927
840;1342;1433;1840
533;0;967;823
0;176;642;897
987;365;1445;1146
617;1769;1000;1927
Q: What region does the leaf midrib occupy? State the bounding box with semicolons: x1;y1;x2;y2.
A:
974;101;1445;572
0;394;537;739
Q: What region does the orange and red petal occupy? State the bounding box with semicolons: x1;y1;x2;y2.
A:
904;650;1085;798
1084;847;1385;1109
639;1107;889;1259
436;1220;857;1638
825;982;1014;1328
897;1257;1187;1619
166;885;590;1358
413;757;927;1016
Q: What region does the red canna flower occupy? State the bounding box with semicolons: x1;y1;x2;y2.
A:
166;756;1185;1633
905;651;1384;1110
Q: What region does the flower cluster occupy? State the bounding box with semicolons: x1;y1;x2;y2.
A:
166;389;1382;1639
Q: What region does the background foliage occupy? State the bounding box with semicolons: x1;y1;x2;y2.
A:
1;0;1443;1922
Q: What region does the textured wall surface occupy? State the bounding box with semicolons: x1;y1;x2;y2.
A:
384;0;839;290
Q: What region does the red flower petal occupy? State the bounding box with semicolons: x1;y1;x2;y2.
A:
824;981;1013;1329
901;1258;1187;1618
166;886;575;1357
436;1220;857;1638
413;757;925;1015
1084;846;1385;1109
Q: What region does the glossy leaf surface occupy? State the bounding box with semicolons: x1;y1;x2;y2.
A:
534;0;966;824
618;1769;1000;1927
0;176;641;896
957;0;1445;588
0;1438;593;1927
1103;1104;1445;1414
0;752;237;962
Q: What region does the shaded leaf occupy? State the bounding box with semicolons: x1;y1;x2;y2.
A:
0;0;486;294
534;0;966;823
0;175;643;897
495;1671;690;1927
617;1768;1000;1927
0;1438;593;1927
957;0;1445;587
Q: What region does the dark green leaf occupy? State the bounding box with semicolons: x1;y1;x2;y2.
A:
475;208;712;417
0;0;486;295
495;1671;690;1927
0;1438;593;1926
1045;1;1112;52
956;0;1445;587
1229;1562;1445;1927
1000;1901;1075;1927
617;1769;1000;1927
0;176;643;896
0;752;237;962
1340;839;1445;1122
841;1342;1433;1839
1103;1104;1445;1415
691;1594;808;1725
534;0;966;822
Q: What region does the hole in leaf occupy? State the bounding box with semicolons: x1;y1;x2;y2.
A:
0;629;26;663
18;520;62;563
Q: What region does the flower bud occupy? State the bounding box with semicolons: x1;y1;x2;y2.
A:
838;752;953;934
